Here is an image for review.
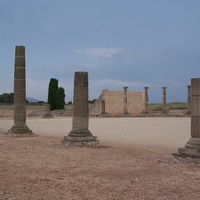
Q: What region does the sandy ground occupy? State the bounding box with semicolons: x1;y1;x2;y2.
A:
1;117;200;199
0;117;190;153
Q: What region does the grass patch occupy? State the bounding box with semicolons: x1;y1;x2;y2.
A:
148;102;187;111
65;104;73;110
0;104;14;109
0;102;188;112
0;104;46;110
26;105;46;109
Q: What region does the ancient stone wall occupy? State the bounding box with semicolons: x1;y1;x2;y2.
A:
127;91;145;115
90;88;145;117
89;98;102;116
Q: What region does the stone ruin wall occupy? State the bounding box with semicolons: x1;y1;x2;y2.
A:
90;89;145;117
127;90;145;115
89;97;102;116
104;90;124;116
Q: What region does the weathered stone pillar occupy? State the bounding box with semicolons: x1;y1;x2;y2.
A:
162;87;167;113
42;104;53;118
173;78;200;158
62;72;99;147
123;87;130;117
144;87;149;113
187;85;191;112
8;46;33;136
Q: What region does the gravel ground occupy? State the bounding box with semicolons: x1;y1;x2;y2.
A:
1;117;200;200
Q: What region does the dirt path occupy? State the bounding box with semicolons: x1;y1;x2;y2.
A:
1;117;200;199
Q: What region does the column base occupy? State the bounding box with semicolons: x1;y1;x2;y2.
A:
7;124;35;137
62;135;99;147
68;129;93;137
173;138;200;159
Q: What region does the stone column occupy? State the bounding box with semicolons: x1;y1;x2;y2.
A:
62;72;99;147
173;78;200;158
144;87;149;113
187;85;191;112
123;87;129;117
42;104;53;118
162;87;167;113
8;46;33;136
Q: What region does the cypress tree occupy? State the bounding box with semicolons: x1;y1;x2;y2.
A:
55;87;65;109
47;78;58;110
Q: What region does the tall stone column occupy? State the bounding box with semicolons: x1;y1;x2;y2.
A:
187;85;191;112
144;87;149;113
173;78;200;158
162;87;167;113
123;87;129;117
62;72;99;147
8;46;33;136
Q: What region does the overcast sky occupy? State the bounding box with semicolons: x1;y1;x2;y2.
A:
1;0;200;103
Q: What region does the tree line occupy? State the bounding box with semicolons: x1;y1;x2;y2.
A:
1;78;96;109
0;93;14;103
0;93;29;103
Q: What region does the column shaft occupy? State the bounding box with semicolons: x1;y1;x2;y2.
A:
14;46;26;125
69;72;90;136
191;79;200;138
63;72;99;147
162;87;167;113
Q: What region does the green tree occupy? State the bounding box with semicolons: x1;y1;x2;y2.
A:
0;93;14;103
55;87;65;109
47;78;58;110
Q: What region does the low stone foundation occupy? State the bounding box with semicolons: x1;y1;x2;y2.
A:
173;154;200;164
42;113;53;119
62;136;99;147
